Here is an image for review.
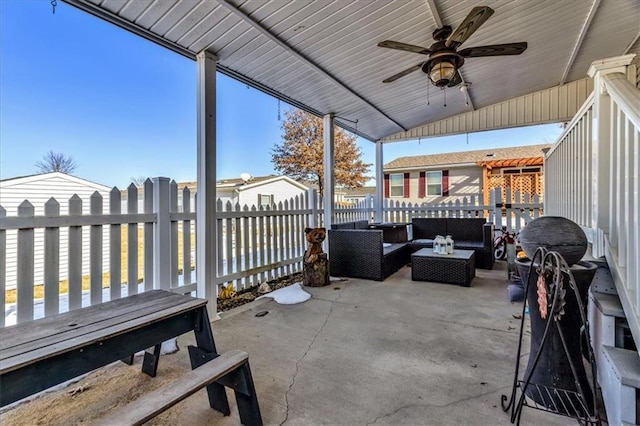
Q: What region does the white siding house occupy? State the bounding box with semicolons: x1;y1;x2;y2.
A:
219;175;309;208
0;172;112;289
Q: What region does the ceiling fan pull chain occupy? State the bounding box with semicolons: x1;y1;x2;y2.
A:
277;99;281;121
443;87;447;108
426;83;430;106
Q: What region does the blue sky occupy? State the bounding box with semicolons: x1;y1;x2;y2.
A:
0;0;563;189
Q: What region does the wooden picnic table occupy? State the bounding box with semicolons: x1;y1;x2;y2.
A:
0;290;225;408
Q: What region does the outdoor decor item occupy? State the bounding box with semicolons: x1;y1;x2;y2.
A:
518;216;587;266
503;248;599;425
303;227;329;287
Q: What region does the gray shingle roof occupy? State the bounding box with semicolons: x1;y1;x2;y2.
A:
384;144;552;170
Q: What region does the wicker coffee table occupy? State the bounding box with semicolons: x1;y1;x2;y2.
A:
411;248;476;287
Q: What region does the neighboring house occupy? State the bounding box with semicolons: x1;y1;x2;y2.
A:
216;175;309;208
342;186;376;205
0;172;112;289
122;175;310;211
383;144;552;205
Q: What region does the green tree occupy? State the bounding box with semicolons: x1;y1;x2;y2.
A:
35;151;78;174
271;109;370;196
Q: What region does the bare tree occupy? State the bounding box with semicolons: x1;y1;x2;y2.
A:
130;176;148;187
35;151;78;174
272;109;370;196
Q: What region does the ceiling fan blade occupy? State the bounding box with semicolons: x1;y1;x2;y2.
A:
447;70;463;88
445;6;494;48
378;40;432;55
459;42;528;57
382;63;424;83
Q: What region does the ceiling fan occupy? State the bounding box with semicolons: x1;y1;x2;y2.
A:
378;6;528;88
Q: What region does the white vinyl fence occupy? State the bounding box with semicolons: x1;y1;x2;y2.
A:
1;183;540;326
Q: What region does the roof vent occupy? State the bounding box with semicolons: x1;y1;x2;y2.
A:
486;153;495;157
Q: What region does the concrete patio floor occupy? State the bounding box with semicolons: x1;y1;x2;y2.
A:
1;261;577;425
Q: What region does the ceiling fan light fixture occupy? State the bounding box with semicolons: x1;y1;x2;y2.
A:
428;59;456;87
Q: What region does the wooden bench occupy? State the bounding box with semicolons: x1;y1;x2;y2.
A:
95;350;262;426
1;290;261;425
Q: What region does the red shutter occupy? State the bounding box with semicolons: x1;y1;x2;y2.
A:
442;170;449;196
419;172;426;198
384;174;389;198
403;173;410;198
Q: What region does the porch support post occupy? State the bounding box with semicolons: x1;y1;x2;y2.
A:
323;113;335;234
374;140;384;223
196;51;218;318
587;54;635;257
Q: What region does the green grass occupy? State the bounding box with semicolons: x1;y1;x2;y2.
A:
5;227;195;304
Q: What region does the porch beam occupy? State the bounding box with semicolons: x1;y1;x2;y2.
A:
61;0;376;143
559;0;601;85
425;0;443;29
323;114;336;234
215;0;407;133
375;141;384;223
196;51;218;318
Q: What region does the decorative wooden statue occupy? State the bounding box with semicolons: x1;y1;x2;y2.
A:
303;227;329;287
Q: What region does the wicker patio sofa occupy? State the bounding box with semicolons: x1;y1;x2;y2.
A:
328;221;409;281
409;218;495;269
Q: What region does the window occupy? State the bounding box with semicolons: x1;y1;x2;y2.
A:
426;171;442;195
389;174;404;197
258;194;273;208
502;167;541;174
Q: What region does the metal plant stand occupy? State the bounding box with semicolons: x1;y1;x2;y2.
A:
501;247;600;425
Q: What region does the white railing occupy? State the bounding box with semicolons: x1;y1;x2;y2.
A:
544;93;594;230
545;56;640;346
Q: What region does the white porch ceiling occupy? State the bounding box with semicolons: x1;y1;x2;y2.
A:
64;0;640;142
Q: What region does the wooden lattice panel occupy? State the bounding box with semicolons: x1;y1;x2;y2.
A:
487;173;543;202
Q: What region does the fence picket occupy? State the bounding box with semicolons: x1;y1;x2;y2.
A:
153;177;170;291
17;201;35;323
110;188;122;300
170;181;178;289
143;179;154;291
90;192;103;305
234;202;242;290
250;205;258;285
242;204;250;287
216;199;224;288
258;205;267;283
182;187;192;287
68;195;83;311
0;206;5;328
127;184;138;296
44;198;60;316
266;205;273;281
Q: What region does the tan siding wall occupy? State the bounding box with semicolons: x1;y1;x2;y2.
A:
386;166;482;204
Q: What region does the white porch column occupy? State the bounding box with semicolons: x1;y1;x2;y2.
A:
323;113;335;233
374;140;384;223
196;51;218;317
587;55;635;258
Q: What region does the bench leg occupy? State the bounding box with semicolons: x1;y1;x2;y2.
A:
188;345;231;416
142;344;162;377
233;362;263;426
120;355;134;365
